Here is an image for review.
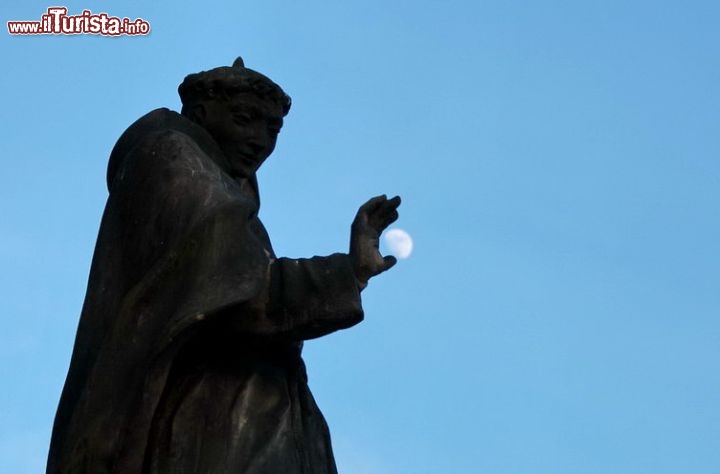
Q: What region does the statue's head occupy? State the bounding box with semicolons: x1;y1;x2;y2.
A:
178;57;291;177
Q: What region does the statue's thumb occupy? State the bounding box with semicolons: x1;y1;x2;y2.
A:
383;256;397;271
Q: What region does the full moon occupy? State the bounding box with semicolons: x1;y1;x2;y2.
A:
383;228;413;259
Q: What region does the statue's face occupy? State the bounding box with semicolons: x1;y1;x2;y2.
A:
198;93;284;177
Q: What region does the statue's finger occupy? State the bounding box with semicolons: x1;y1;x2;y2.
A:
354;196;384;227
378;210;399;230
368;202;399;230
382;255;397;272
374;195;401;218
366;195;395;220
359;194;387;214
373;195;400;214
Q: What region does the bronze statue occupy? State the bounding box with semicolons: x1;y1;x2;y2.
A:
47;57;401;473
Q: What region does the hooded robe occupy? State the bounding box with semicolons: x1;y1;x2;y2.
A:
47;108;363;474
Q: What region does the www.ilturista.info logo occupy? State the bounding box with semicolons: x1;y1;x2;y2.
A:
8;7;150;36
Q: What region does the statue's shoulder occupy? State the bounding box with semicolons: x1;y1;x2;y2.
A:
107;108;225;192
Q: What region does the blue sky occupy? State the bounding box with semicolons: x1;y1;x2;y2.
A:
2;1;719;472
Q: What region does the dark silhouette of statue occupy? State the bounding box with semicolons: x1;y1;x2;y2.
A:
47;57;401;474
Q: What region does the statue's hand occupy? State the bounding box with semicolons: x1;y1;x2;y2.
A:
350;194;401;289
